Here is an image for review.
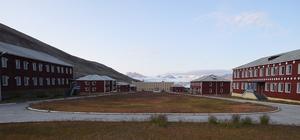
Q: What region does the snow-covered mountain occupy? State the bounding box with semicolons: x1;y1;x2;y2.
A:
126;70;232;88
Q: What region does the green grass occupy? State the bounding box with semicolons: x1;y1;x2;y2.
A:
31;93;275;113
0;121;300;140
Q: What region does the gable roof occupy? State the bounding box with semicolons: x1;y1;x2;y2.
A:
234;49;300;69
101;75;116;81
0;42;72;66
192;74;230;82
76;74;116;81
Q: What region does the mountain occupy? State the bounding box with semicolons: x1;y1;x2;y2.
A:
0;23;135;82
126;72;147;79
127;69;232;87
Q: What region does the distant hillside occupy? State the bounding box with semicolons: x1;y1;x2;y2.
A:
0;23;135;82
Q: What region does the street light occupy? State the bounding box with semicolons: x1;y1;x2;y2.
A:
0;51;7;101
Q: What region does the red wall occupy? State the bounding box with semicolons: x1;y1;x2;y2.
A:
1;53;73;91
117;85;130;92
77;81;104;93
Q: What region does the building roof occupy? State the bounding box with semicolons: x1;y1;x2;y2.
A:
192;74;230;82
0;42;72;66
101;75;116;81
76;74;115;81
234;49;300;69
117;82;130;86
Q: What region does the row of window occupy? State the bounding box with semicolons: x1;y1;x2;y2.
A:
191;82;225;87
1;57;72;74
1;76;70;87
84;87;97;92
232;82;300;94
265;82;294;93
194;88;224;93
233;63;298;79
84;81;97;86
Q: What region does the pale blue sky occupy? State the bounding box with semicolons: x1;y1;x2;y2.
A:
0;0;299;75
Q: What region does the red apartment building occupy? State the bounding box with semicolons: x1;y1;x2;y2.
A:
232;49;300;102
0;42;73;99
191;75;231;95
171;84;187;93
76;74;116;94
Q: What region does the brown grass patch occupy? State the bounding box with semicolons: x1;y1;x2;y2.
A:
31;93;275;113
0;121;300;140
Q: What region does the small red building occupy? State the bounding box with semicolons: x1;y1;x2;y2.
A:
191;75;231;95
76;75;116;94
171;84;187;93
0;42;73;100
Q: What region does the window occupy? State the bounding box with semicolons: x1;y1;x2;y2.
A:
38;64;43;72
15;76;21;86
270;83;277;92
92;87;96;92
61;67;64;74
220;82;223;87
66;79;69;85
286;64;292;75
236;82;239;89
51;65;55;73
45;65;50;72
220;88;223;93
297;83;300;94
278;83;284;92
85;87;89;92
92;81;96;86
23;61;29;70
209;82;212;87
32;77;38;86
85;81;90;86
244;83;248;90
285;83;291;93
298;63;300;74
254;69;258;77
265;83;270;91
259;68;264;77
57;66;60;73
46;78;51;86
52;78;55;85
279;66;285;75
62;78;65;85
271;67;276;76
266;67;271;76
69;68;72;74
24;77;29;86
249;70;253;77
39;77;43;86
1;57;8;68
241;82;244;90
209;88;212;93
57;78;61;85
2;75;9;86
15;59;21;69
32;63;37;71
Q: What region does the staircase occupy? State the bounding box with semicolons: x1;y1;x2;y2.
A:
253;91;268;101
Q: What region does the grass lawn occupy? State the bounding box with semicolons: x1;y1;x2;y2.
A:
0;121;300;140
31;93;275;113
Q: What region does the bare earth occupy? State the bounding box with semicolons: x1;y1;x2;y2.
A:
31;93;275;113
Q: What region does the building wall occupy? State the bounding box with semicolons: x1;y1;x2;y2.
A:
171;87;186;92
191;81;231;95
1;53;73;98
77;81;105;93
132;82;174;92
232;59;300;101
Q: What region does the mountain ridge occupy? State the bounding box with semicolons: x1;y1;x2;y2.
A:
0;23;135;82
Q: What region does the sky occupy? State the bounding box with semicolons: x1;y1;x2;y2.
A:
0;0;299;76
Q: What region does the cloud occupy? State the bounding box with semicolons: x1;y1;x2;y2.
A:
194;11;275;29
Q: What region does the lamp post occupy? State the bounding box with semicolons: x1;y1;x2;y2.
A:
0;51;7;101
